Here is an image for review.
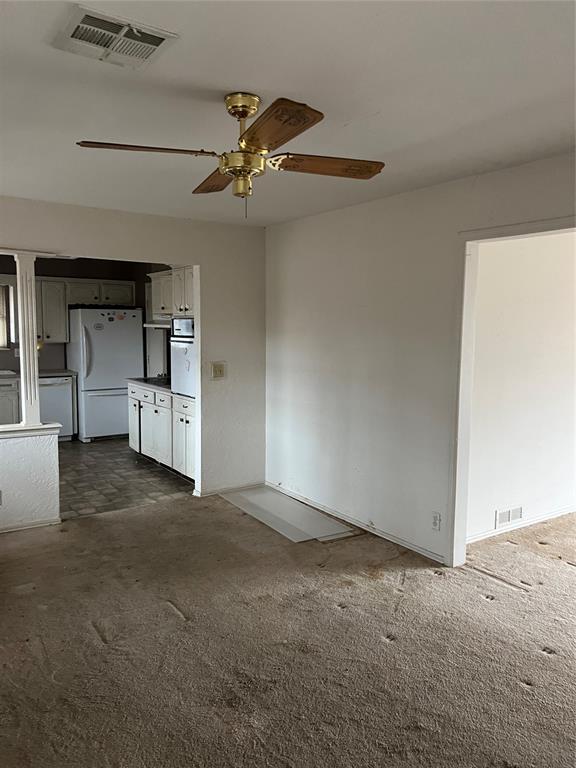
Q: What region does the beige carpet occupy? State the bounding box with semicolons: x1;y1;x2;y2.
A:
0;497;574;768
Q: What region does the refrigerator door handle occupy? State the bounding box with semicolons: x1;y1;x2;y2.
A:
82;325;92;379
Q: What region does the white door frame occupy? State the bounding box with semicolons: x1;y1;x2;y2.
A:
450;222;576;566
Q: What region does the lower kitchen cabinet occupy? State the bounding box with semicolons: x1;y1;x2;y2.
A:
172;410;195;478
127;383;195;480
128;397;140;452
140;401;172;466
172;411;186;474
0;381;19;425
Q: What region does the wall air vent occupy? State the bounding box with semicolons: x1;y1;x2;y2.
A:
495;506;523;528
52;5;178;69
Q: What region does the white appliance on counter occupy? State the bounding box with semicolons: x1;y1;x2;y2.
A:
170;317;197;398
67;308;144;441
39;376;75;439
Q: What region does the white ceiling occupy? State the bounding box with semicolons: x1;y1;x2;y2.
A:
0;1;574;226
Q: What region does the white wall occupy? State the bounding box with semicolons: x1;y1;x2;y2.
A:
0;197;266;494
266;152;575;564
465;230;575;540
0;431;60;532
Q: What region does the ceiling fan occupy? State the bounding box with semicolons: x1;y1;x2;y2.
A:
77;92;385;199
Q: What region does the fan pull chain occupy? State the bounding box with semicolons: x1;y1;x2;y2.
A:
244;195;248;219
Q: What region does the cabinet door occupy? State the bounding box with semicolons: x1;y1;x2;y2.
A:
160;276;173;314
184;415;195;479
140;401;156;459
101;282;134;306
41;281;68;343
0;386;19;425
172;410;186;473
68;282;101;304
183;268;194;314
151;276;172;317
128;397;140;452
155;405;173;466
172;269;186;315
35;280;43;342
151;278;163;318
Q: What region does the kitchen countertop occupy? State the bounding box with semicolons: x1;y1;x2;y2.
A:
126;377;172;394
39;370;77;377
0;369;77;379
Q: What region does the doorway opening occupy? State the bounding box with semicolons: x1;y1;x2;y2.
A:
454;229;576;560
0;253;198;520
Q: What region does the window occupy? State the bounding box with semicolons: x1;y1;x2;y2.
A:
0;284;9;349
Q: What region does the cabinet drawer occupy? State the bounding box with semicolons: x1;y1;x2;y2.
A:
155;391;172;408
128;385;154;403
172;395;195;416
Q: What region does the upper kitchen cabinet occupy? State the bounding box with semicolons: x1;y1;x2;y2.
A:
40;280;68;343
100;282;135;306
68;281;101;304
172;267;194;316
150;271;173;319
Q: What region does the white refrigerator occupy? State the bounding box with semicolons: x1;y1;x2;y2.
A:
67;308;144;441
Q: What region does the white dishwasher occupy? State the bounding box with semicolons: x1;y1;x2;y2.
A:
39;376;75;439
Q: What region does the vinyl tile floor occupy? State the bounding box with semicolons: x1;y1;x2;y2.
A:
58;438;195;520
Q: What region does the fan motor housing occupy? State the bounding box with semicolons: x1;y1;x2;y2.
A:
219;151;266;197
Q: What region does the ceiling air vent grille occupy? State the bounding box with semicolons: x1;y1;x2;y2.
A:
53;6;177;69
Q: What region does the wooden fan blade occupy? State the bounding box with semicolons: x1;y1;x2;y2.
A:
267;153;384;179
77;141;219;158
239;98;324;153
192;168;232;194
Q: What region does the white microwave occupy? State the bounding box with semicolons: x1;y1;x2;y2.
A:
171;317;194;339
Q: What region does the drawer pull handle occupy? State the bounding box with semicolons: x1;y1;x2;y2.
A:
154;409;158;414
186;420;190;425
179;418;184;423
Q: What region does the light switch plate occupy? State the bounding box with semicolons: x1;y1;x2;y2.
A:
210;361;226;380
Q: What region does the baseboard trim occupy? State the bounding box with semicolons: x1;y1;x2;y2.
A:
264;482;445;564
0;517;61;535
466;504;575;543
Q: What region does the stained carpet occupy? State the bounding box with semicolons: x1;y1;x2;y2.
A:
0;498;574;768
